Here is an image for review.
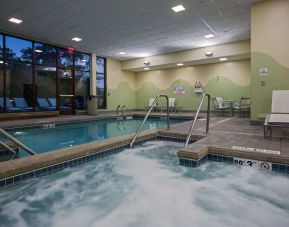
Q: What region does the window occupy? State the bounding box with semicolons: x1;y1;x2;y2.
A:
0;34;3;60
35;43;56;66
6;36;33;62
5;62;33;112
58;48;73;68
75;52;90;71
75;71;90;110
96;57;106;109
35;66;57;111
0;62;3;112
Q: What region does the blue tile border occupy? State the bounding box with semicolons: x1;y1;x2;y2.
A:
0;135;194;190
180;153;289;175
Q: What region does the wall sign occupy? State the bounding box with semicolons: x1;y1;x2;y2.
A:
173;85;186;95
233;157;272;170
232;146;280;155
259;68;269;76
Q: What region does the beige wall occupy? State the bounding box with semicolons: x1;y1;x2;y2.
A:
106;58;136;110
251;0;289;121
252;0;289;68
135;60;251;110
136;60;251;90
107;58;135;90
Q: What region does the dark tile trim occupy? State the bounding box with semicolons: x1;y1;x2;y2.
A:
180;153;289;175
0;136;193;190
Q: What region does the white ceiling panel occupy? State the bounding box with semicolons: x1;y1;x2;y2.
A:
0;0;264;60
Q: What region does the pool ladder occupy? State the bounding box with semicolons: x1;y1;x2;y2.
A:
130;94;170;148
116;105;129;117
184;93;210;148
0;128;36;160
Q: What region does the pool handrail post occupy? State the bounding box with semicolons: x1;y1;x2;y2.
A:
0;128;37;155
121;105;129;116
130;94;170;148
184;93;210;148
0;141;16;159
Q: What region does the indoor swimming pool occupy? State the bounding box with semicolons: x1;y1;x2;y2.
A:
4;117;187;155
0;141;288;227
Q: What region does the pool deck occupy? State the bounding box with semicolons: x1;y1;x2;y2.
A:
1;111;289;182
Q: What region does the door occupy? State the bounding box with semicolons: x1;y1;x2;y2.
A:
58;69;75;114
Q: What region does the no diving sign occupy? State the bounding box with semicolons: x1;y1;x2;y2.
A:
233;157;272;170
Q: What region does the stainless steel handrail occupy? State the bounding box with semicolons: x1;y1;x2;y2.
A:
184;93;210;148
0;141;16;160
0;128;37;155
116;105;121;115
130;94;170;148
121;105;129;116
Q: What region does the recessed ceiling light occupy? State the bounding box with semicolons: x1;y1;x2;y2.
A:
119;52;126;55
72;37;82;42
204;34;215;39
205;51;213;57
172;5;185;13
35;49;43;53
8;17;23;24
144;67;150;70
176;63;184;66
219;57;228;61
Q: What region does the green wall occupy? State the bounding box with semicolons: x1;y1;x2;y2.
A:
106;82;136;111
251;52;289;120
135;77;250;111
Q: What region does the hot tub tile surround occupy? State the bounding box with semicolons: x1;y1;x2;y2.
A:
0;134;195;189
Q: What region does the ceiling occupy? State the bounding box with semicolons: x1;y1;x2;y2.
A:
0;0;264;60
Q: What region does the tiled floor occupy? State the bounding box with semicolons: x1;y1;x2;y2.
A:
165;116;289;157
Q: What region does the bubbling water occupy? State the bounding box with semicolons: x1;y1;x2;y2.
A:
0;141;289;227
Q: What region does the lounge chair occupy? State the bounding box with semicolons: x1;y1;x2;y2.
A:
14;97;33;111
233;97;251;117
264;90;289;138
212;97;230;116
145;98;158;112
37;98;56;110
0;97;22;112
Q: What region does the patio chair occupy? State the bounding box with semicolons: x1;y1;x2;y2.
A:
212;97;230;116
37;98;56;110
48;97;71;110
264;90;289;138
233;97;251;117
0;97;22;112
14;97;33;111
145;98;158;112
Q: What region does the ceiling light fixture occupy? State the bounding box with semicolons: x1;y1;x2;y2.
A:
172;5;185;13
219;57;228;61
176;63;184;66
0;60;4;64
35;49;43;53
205;51;213;57
119;52;126;55
144;67;150;70
72;37;82;42
204;34;215;39
8;17;23;24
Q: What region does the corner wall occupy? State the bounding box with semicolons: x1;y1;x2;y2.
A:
251;0;289;121
106;58;136;110
135;60;251;110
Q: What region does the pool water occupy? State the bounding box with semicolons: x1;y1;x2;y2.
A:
0;141;289;227
7;117;186;155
